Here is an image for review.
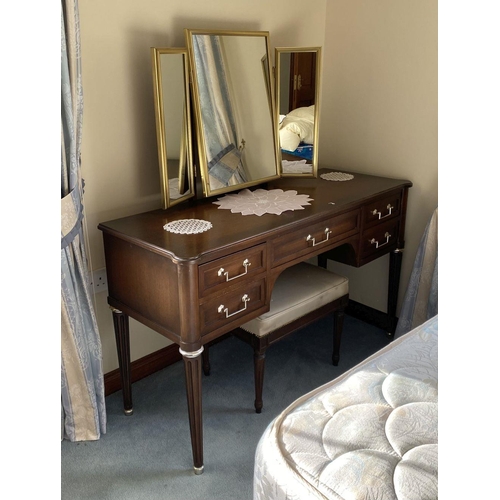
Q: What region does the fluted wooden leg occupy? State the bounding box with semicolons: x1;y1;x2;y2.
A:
111;307;133;415
181;348;204;474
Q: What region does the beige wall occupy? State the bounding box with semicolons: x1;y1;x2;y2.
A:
79;0;327;374
79;0;437;374
319;0;438;312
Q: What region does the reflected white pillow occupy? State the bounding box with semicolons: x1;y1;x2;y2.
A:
279;119;314;150
279;105;315;150
287;105;314;120
279;128;302;151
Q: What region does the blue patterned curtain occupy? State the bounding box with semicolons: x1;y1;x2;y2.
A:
61;0;106;441
394;208;438;339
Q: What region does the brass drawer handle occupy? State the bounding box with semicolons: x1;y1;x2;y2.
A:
371;204;393;220
218;259;251;282
369;232;391;249
306;228;332;247
218;294;250;318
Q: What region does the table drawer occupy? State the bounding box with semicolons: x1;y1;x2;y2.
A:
363;192;401;227
270;209;360;267
198;243;267;298
361;219;400;259
199;278;267;336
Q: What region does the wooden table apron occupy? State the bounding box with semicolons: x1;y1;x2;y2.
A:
98;169;412;473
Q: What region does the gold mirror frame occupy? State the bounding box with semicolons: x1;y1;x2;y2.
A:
151;47;194;209
186;29;280;198
275;47;322;177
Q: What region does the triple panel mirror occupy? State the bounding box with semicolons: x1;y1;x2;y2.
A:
151;30;322;209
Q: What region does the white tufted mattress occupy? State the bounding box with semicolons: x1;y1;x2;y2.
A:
253;315;438;500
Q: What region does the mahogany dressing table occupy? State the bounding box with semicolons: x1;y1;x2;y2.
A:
98;168;411;474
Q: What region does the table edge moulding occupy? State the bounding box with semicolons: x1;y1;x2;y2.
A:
98;168;412;474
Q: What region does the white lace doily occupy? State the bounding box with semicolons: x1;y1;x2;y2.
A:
213;188;313;216
320;171;354;182
163;219;212;234
282;159;313;174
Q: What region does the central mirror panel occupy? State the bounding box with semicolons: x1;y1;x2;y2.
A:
186;29;280;197
276;47;322;177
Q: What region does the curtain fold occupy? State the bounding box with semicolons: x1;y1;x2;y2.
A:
61;0;106;441
394;207;438;339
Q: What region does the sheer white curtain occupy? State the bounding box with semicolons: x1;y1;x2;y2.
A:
394;208;438;339
61;0;106;441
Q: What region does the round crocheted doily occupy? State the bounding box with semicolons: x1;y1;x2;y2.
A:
320;172;354;182
163;219;213;234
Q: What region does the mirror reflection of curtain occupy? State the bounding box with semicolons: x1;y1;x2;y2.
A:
192;35;247;187
61;0;106;441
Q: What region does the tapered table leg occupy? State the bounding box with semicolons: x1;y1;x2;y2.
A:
387;249;403;338
202;347;211;376
181;347;204;475
253;349;267;414
332;308;345;366
111;307;133;415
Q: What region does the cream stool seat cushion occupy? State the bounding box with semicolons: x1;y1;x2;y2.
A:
241;263;349;338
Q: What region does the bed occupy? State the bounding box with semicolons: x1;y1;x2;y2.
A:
253;315;438;500
279;105;315;161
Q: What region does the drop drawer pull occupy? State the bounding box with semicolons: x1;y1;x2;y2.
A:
218;259;251;282
306;228;332;247
371;204;393;220
369;232;392;249
218;294;250;318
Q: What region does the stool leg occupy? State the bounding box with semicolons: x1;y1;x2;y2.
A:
202;346;210;376
253;346;267;413
332;309;345;366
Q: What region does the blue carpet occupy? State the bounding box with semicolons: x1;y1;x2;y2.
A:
61;315;390;500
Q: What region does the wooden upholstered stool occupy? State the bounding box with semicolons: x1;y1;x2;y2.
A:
203;262;349;413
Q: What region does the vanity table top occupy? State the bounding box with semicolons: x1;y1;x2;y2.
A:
98;169;412;262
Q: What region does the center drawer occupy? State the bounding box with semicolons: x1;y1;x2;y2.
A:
270;209;360;267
